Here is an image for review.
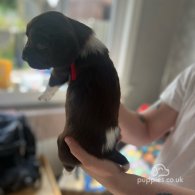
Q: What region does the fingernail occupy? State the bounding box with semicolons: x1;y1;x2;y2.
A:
120;163;130;172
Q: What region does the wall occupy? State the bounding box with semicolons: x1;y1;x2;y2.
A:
121;0;184;109
161;0;195;90
24;108;65;176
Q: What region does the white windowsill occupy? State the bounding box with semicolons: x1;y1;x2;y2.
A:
0;90;66;108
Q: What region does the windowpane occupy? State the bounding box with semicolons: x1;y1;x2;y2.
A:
0;0;112;101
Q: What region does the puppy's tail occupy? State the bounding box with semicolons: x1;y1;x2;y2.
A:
57;134;80;172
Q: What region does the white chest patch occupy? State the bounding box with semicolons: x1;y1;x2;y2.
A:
102;127;120;153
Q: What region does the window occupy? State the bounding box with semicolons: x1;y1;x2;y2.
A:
0;0;113;107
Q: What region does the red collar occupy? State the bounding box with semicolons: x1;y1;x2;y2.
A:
70;63;76;81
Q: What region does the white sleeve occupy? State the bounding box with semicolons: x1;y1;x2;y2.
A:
160;64;195;112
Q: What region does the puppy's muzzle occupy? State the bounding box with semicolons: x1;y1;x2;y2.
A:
22;51;28;61
22;47;29;61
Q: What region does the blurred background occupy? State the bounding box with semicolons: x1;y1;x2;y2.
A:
1;0;195;194
2;0;195;109
0;0;113;107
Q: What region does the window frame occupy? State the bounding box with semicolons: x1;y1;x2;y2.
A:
0;0;143;108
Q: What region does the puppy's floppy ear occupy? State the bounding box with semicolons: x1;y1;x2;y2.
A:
68;18;93;49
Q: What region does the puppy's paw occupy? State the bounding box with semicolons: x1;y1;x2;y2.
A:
38;93;52;102
38;86;59;102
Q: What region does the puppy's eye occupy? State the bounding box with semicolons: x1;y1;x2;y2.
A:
36;43;47;50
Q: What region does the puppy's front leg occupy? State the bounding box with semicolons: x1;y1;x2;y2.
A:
39;68;69;101
39;85;59;102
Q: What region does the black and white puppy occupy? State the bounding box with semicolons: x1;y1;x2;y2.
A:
22;11;129;172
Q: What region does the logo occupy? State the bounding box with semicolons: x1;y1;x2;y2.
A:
151;163;169;179
137;163;184;184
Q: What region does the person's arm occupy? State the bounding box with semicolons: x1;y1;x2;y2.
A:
65;137;195;195
119;101;178;146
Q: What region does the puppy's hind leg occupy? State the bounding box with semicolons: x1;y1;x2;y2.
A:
106;150;130;172
57;135;80;172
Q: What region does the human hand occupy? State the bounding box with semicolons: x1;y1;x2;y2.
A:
65;137;195;195
64;137;126;180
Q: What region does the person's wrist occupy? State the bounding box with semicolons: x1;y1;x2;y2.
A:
98;171;127;193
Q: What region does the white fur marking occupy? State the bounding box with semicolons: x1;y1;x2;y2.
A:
80;34;106;57
38;85;59;101
102;127;120;152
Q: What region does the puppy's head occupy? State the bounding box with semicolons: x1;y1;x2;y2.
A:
22;11;93;70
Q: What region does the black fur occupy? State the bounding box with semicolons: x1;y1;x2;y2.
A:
22;11;129;171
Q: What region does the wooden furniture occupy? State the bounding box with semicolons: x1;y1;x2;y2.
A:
8;155;62;195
